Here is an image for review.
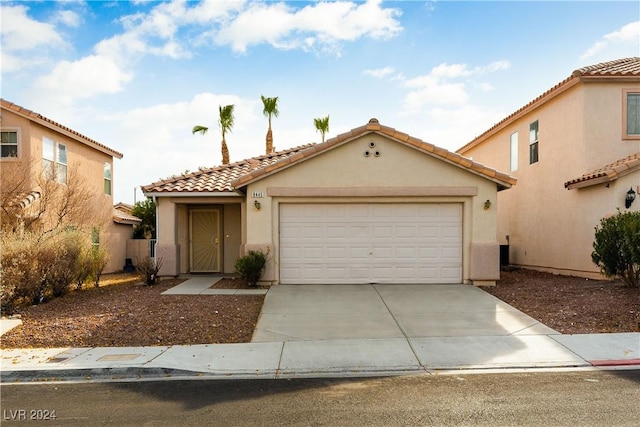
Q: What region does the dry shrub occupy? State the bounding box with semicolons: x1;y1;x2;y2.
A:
0;229;99;314
135;256;163;286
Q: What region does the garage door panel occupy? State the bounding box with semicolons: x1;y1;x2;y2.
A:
280;203;462;284
327;226;347;237
441;246;462;260
442;267;463;280
373;226;393;238
304;226;325;238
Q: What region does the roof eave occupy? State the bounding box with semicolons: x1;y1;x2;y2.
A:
457;76;580;155
113;218;142;225
1;99;123;159
565;165;638;190
142;191;244;198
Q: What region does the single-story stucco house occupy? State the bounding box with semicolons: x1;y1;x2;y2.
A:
142;119;516;286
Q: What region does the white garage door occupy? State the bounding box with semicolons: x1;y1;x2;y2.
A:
279;203;462;284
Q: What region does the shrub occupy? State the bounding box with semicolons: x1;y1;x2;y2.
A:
0;232;41;313
74;244;109;289
90;246;109;287
0;229;100;313
136;256;163;286
592;211;640;287
235;250;267;286
75;246;94;290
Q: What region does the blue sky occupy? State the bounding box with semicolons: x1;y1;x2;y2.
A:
2;0;639;204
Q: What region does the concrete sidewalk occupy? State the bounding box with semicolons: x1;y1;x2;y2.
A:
2;333;639;382
1;279;639;382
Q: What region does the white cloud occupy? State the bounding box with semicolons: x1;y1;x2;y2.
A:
400;61;510;112
0;5;66;52
404;80;468;110
92;93;269;201
53;10;82;27
422;105;507;149
1;51;47;73
34;55;133;101
363;66;396;78
214;0;402;54
581;21;640;59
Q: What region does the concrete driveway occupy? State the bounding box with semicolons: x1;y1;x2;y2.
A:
251;284;558;342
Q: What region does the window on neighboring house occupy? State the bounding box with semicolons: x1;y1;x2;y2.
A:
510;132;518;172
529;120;539;164
1;130;19;158
42;137;67;183
104;163;112;195
57;143;67;184
43;137;55;179
625;90;640;138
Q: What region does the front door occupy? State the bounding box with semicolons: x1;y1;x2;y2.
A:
190;209;222;272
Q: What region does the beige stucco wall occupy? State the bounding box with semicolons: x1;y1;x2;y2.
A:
127;239;151;266
104;222;134;273
243;133;502;284
460;80;640;278
2;107;124;271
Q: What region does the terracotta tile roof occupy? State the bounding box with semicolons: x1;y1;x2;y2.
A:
113;205;141;225
232;118;516;190
143;119;516;195
1;98;123;159
572;57;640;77
458;58;640;154
3;191;41;209
565;152;640;189
141;144;315;194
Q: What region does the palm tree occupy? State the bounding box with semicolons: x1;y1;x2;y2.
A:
192;104;235;165
314;115;330;143
261;95;279;154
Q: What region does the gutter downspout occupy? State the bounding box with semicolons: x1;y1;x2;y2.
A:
152;195;158;263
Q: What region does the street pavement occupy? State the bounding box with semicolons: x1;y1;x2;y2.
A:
1;277;639;382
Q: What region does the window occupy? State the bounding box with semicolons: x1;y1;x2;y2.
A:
1;130;19;158
57;144;67;184
624;90;640;138
529;120;539;164
510;132;518;172
43;137;55;179
42;137;67;183
104;163;112;195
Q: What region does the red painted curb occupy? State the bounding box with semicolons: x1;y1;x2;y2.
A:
589;359;640;367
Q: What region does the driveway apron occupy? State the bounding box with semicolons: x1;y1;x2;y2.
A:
251;284;558;342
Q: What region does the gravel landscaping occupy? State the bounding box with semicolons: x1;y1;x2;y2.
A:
1;269;638;348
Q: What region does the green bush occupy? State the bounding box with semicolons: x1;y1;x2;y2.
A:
592;211;640;287
234;250;267;286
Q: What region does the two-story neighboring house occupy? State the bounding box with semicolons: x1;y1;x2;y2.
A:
457;58;640;279
0;99;133;273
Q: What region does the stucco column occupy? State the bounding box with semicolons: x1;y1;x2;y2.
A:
156;198;180;277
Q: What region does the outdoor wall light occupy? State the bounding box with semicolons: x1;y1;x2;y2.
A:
254;200;261;211
484;199;492;210
625;187;636;209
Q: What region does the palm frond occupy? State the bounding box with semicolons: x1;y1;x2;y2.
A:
192;125;209;135
261;95;280;118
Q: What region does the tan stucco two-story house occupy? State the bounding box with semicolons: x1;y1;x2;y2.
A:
142;118;516;286
0;99;133;273
457;58;640;279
